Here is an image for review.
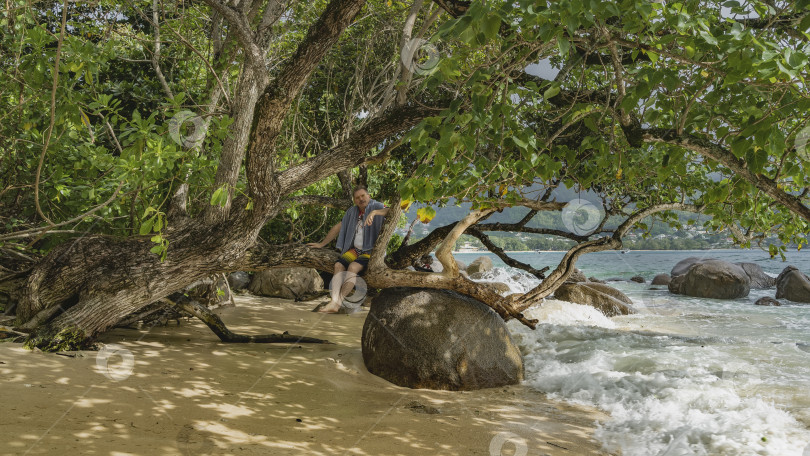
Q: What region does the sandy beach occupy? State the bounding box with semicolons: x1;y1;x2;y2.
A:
1;294;614;455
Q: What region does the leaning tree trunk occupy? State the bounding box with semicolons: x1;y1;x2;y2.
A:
16;217;262;350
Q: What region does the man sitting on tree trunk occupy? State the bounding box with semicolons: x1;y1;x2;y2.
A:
307;186;389;313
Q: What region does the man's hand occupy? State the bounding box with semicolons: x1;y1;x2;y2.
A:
365;211;376;226
365;208;388;226
307;221;342;248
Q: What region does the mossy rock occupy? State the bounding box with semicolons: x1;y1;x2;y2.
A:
23;326;94;352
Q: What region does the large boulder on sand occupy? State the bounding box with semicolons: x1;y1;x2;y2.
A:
466;256;493;275
248;268;323;300
553;282;636;317
227;271;251;291
668;259;750;299
651;274;671;286
736;263;776;289
361;288;523;390
775;266;810;303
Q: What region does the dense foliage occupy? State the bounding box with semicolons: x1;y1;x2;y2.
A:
2;0;809;261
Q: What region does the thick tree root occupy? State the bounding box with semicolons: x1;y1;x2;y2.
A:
166;295;331;344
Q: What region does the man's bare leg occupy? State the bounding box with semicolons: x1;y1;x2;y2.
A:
319;262;346;313
338;261;364;302
320;261;364;313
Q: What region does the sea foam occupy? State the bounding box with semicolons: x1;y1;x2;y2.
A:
470;266;810;455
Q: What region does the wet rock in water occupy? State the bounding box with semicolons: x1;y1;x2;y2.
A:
227;271;250;291
553;282;636;317
630;276;646;283
587;277;606;284
735;262;776;289
565;268;587;283
668;259;750;299
466;256;493;275
670;257;702;277
754;297;781;306
248;267;323;300
362;288;523;391
775;266;810;303
651;274;672;286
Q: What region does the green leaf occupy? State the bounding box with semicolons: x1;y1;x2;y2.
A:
210;185;228;207
482;14;501;41
544;84;561;99
139;218;154;235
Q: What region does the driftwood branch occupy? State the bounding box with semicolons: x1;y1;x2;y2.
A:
168;296;331;344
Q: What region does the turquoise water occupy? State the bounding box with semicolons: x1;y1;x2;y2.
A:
454;249;810;455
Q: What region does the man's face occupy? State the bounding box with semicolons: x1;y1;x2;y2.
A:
353;189;370;210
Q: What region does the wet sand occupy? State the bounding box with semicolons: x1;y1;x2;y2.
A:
0;294;614;455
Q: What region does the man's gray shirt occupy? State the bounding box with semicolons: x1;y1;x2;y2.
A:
336;199;386;254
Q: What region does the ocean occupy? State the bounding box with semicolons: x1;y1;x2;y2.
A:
453;249;810;456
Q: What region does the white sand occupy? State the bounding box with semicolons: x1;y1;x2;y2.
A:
0;295;614;455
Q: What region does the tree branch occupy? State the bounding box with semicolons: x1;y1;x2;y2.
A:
201;0;265;70
512;203;702;312
277;102;445;194
246;0;368;214
151;0;174;99
641;128;810;223
466;226;549;279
